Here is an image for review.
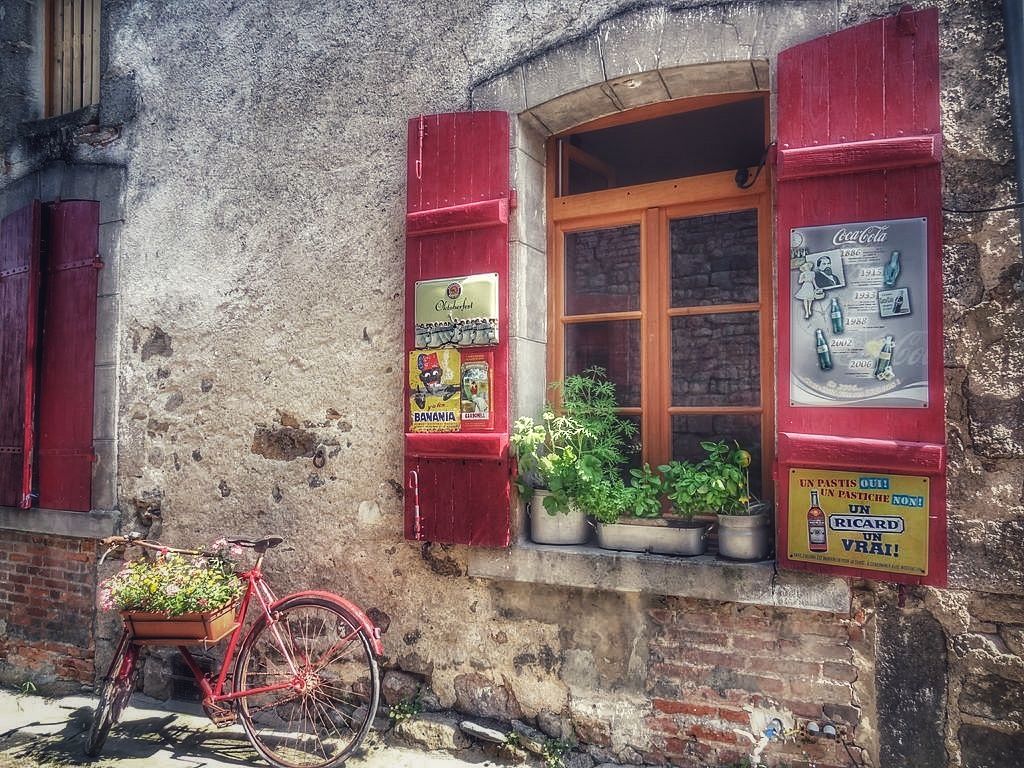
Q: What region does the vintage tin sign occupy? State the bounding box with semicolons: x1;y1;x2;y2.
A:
414;273;499;348
459;353;491;429
787;467;930;576
789;218;928;408
408;349;461;432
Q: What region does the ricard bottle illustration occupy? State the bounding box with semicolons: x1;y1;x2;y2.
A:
807;491;828;552
829;297;844;334
815;329;833;371
874;334;895;379
883;250;902;287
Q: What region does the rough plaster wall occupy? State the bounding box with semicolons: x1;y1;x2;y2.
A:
105;0;1021;765
0;0;1020;765
0;0;42;145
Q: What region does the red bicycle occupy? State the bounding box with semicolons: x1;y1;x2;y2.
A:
86;533;383;768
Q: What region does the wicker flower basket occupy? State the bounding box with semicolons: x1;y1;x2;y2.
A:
121;602;239;646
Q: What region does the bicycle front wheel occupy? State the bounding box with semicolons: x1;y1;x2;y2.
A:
85;632;138;757
234;597;380;768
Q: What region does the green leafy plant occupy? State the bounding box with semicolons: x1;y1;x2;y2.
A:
510;367;637;517
622;463;665;519
660;441;752;517
541;737;571;768
387;691;422;725
99;541;244;615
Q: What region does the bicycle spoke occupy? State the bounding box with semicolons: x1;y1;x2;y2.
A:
235;598;379;768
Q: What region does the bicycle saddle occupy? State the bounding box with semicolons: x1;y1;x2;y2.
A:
226;535;285;553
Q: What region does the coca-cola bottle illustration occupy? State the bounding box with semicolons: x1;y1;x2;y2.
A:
807;490;828;552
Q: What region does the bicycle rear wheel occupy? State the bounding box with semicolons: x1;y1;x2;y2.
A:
85;632;139;757
234;597;380;768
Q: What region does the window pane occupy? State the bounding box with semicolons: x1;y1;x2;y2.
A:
564;320;640;407
670;210;759;307
671;413;763;499
671;313;760;407
558;97;766;196
564;225;640;315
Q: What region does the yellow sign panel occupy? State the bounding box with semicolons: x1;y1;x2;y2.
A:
414;273;499;348
788;468;930;576
408;349;461;432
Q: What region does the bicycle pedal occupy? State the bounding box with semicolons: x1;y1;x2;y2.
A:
202;701;237;727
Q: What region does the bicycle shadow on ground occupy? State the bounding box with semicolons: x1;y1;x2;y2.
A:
0;704;259;767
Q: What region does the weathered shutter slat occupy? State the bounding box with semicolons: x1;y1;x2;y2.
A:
36;201;100;512
404;112;511;547
0;203;42;508
775;7;946;585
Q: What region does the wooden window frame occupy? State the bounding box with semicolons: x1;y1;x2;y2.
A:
545;97;775;494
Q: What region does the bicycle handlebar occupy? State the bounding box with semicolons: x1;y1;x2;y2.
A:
99;533;286;565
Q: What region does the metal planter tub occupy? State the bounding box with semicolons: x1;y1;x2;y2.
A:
595;517;709;556
529;491;590;545
716;510;771;561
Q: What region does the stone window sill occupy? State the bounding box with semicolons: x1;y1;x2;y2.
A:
0;505;119;539
468;541;851;614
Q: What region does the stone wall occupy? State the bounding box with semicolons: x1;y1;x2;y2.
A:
0;1;1020;766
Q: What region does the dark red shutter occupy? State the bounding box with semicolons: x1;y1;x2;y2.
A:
36;201;101;511
0;202;42;509
404;112;512;547
775;7;946;584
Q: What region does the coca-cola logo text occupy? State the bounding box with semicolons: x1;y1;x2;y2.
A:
832;225;889;246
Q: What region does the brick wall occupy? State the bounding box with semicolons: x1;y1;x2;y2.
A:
0;532;97;690
644;598;868;768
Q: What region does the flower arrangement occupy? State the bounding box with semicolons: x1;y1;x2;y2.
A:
100;539;245;616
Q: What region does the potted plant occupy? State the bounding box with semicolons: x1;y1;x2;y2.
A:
510;368;637;545
704;441;772;562
99;540;245;642
657;459;714;556
593;464;675;554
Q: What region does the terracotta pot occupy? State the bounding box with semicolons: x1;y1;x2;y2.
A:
121;602;238;645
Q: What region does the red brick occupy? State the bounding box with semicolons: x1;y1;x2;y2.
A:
717;706;750;725
687;724;739;745
653;699;717;717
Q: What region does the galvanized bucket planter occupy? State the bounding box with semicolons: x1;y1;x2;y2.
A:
717;506;772;562
595;517;709;556
529;491;590;545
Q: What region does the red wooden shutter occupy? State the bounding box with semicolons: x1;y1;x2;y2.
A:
404;112;512;547
0;203;42;509
36;201;101;511
775;7;946;584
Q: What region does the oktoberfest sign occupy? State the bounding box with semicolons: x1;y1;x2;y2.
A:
787;467;930;576
414;273;499;348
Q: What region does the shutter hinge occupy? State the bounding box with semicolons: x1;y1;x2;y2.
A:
0;265;29;280
415;115;426;181
409;469;422;540
509;188;518;210
50;254;104;273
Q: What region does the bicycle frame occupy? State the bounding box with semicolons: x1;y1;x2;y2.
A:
150;557;384;710
173;559;288;706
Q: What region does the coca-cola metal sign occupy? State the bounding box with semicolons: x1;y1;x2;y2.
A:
789;217;928;408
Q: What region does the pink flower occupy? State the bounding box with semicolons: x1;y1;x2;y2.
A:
164;585;181;595
230;545;243;557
